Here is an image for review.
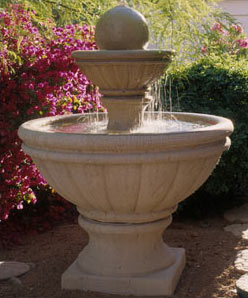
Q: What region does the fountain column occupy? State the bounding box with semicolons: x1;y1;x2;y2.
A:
62;215;185;296
62;5;185;295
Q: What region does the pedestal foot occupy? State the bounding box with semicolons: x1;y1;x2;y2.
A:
62;247;185;296
62;216;185;296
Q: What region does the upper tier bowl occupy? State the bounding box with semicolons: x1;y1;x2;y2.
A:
71;50;173;96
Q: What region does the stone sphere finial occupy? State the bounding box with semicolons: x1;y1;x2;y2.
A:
95;5;149;50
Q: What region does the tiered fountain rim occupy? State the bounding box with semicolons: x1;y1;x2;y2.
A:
18;112;233;153
20;112;233;133
71;49;175;61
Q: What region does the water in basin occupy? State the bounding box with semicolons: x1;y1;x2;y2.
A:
46;112;209;135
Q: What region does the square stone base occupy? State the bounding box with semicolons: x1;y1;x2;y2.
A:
61;247;185;296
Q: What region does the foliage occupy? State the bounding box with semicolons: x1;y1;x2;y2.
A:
0;0;102;25
0;190;77;248
0;5;103;221
165;54;248;216
0;0;234;63
132;0;234;62
201;22;248;57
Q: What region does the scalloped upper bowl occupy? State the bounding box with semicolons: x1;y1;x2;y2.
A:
72;50;173;95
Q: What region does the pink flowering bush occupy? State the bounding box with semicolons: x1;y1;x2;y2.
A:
201;22;248;57
0;5;103;221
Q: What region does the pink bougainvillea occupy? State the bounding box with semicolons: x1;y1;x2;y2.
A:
0;5;103;221
236;38;248;48
231;24;244;34
201;22;248;57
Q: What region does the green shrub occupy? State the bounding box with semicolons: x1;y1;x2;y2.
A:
165;55;248;216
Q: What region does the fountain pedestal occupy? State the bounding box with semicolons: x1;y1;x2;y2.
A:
62;216;185;296
101;96;150;131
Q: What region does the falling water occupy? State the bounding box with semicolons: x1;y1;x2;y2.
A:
46;111;208;135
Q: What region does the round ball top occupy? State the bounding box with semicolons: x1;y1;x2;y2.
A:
95;5;149;50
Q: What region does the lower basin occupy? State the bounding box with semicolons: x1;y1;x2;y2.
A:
18;111;233;224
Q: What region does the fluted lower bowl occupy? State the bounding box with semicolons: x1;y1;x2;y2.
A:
18;112;233;223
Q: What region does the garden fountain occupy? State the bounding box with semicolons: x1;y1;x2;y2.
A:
18;5;234;296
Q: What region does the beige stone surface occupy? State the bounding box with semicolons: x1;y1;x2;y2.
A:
77;215;174;276
224;224;248;240
71;49;173;131
62;247;185;296
95;5;149;50
234;250;248;274
18;112;233;224
0;261;30;280
236;274;248;297
62;216;186;296
72;4;173;131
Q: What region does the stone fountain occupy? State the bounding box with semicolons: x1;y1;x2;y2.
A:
18;5;234;296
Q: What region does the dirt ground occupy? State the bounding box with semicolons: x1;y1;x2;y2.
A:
0;216;246;298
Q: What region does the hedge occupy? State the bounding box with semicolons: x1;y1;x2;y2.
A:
166;55;248;216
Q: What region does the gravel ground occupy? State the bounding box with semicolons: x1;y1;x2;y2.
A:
0;216;245;298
